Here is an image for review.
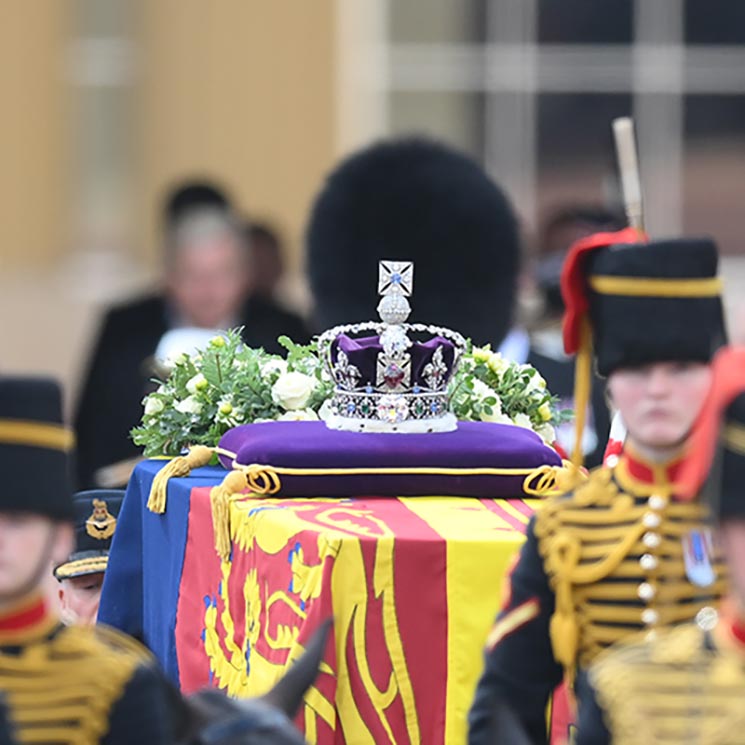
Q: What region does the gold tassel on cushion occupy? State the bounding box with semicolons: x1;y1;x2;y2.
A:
523;461;588;497
210;470;249;562
146;445;214;513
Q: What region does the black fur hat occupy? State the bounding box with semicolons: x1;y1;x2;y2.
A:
0;378;74;521
306;137;520;347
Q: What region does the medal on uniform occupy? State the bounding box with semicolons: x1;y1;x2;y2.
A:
682;528;716;587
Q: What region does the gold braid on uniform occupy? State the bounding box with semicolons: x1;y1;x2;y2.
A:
534;464;727;675
590;625;745;744
0;624;154;744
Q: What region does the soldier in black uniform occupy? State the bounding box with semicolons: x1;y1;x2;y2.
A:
578;346;745;744
0;377;175;744
468;229;728;744
54;490;123;625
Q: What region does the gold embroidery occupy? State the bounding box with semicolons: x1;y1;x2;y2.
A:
85;499;116;540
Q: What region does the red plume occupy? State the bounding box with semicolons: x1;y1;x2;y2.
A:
561;227;645;354
678;346;745;500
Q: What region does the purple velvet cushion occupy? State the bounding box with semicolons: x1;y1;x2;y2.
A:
217;421;561;498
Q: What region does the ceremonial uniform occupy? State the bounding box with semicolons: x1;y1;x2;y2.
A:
468;230;727;745
0;378;175;744
579;347;745;745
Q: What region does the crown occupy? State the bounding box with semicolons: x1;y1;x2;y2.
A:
317;260;466;433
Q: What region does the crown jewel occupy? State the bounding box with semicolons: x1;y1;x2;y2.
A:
318;260;466;433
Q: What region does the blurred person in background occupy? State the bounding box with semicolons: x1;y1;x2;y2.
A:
75;180;310;489
519;205;625;466
54;490;123;626
246;221;286;301
306;136;520;347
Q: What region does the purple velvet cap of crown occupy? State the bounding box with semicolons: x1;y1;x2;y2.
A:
218;420;561;498
332;334;455;390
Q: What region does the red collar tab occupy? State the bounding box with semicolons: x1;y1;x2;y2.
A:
617;446;684;497
0;594;52;639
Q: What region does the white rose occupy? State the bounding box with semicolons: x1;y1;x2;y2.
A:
175;395;202;415
537;423;556;444
471;379;498;402
143;397;165;416
481;409;512;425
272;372;316;411
186;373;208;394
276;409;319;422
260;358;288;379
513;412;534;430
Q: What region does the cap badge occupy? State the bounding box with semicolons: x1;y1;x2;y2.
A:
85;498;117;540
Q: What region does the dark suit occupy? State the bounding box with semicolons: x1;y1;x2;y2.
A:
74;293;310;488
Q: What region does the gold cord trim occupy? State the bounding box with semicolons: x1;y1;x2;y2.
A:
589;275;722;298
571;317;593;467
232;461;559;494
54;557;108;580
0;419;74;452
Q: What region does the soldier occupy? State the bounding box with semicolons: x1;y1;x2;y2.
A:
579;346;745;744
468;229;728;744
0;377;174;744
54;490;123;625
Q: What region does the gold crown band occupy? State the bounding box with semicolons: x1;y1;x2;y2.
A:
589;275;722;298
722;422;745;456
0;419;75;452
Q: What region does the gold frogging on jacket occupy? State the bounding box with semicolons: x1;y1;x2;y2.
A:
534;465;727;676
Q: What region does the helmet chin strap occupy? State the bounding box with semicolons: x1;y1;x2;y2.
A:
0;524;60;609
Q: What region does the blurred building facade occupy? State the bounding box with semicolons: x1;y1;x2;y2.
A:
2;0;744;407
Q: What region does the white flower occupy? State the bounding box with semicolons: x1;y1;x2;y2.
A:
276;409;319;422
472;346;492;363
175;396;202;415
471;379;498;402
272;372;316;411
481;409;512;425
537;423;556;444
487;352;510;377
526;371;547;392
318;399;334;421
260;358;288;379
143;397;164;416
513;412;534;430
186;373;208;394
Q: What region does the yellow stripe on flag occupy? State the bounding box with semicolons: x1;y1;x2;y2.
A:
399;497;529;745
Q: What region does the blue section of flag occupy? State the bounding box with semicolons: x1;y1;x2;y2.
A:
98;459;227;686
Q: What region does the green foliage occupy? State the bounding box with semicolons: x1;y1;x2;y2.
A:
132;330;573;456
449;343;573;443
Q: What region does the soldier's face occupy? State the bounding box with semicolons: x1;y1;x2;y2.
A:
608;361;712;451
58;573;104;626
0;514;73;605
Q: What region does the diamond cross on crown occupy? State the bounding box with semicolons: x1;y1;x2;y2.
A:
378;260;413;297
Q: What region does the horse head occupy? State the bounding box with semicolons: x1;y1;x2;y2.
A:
180;618;332;745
